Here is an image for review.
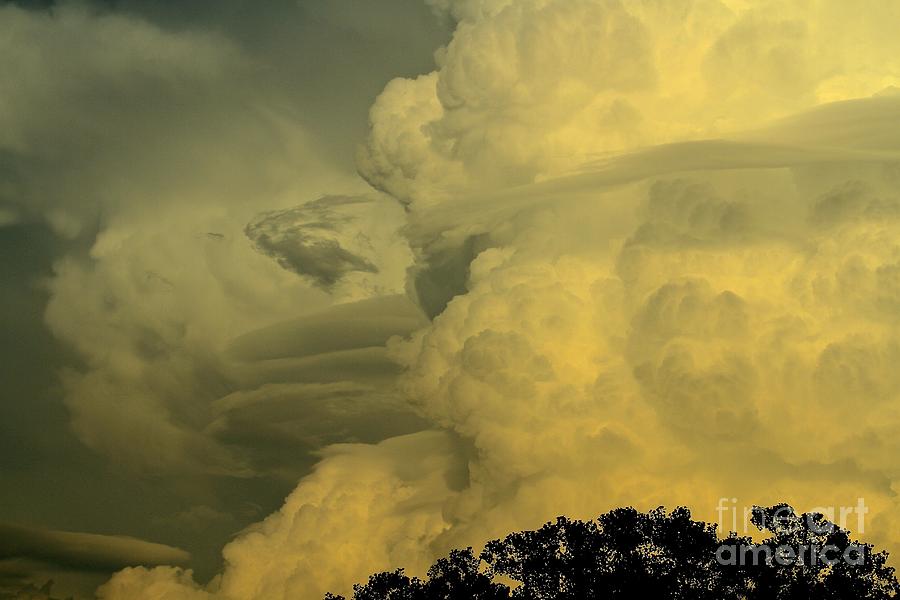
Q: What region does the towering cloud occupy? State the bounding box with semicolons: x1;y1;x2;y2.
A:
8;1;900;599
360;0;900;207
105;73;900;600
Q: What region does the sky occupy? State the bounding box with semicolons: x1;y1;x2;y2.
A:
3;0;900;598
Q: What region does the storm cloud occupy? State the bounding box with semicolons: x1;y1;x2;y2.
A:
6;1;900;600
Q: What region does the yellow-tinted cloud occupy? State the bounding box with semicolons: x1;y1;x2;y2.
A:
99;431;464;599
360;0;900;207
100;95;900;598
15;1;897;599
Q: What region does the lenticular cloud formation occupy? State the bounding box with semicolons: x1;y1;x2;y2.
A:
97;1;900;599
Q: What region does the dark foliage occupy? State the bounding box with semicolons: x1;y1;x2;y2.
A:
325;504;900;599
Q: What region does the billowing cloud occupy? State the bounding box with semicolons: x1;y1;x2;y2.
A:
98;95;900;600
98;431;465;600
7;1;900;600
360;0;900;207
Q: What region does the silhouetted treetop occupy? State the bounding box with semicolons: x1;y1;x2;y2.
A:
325;504;900;599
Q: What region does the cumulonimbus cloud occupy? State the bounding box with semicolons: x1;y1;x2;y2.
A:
15;1;900;599
360;0;900;207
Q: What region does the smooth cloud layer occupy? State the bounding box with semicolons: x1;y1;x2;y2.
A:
0;524;190;600
0;524;190;572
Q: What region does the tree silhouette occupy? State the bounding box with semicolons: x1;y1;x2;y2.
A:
325;505;900;599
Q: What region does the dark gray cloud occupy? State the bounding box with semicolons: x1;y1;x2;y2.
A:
245;198;379;290
0;523;189;599
0;1;448;598
0;524;190;573
0;577;65;600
